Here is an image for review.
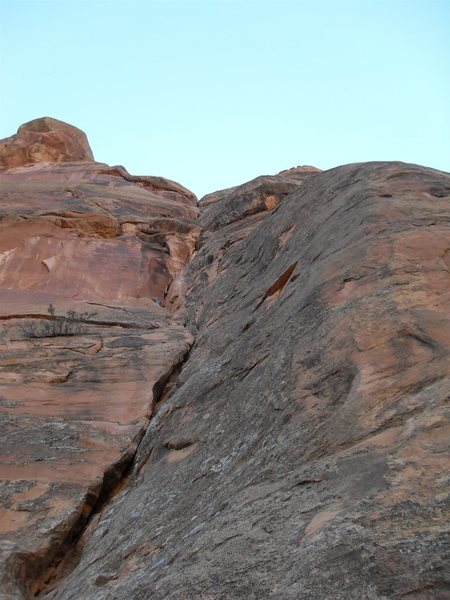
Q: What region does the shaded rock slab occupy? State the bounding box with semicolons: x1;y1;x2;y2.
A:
47;162;450;599
167;165;319;316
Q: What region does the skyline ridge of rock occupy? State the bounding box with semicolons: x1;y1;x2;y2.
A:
0;117;94;169
0;119;449;599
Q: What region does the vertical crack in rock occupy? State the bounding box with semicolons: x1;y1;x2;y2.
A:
30;346;194;598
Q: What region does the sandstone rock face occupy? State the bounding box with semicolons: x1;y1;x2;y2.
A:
0;117;95;168
0;161;199;306
0;121;199;597
1;121;449;599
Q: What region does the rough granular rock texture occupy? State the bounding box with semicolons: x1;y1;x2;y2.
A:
42;161;449;599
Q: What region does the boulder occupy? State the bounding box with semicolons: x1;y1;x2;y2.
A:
0;117;94;168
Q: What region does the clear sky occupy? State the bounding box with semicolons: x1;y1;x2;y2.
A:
0;0;449;198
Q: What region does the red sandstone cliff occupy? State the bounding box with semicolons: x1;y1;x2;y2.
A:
0;120;449;599
0;119;199;597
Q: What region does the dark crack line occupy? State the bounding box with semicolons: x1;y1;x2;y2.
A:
31;340;195;598
85;302;134;316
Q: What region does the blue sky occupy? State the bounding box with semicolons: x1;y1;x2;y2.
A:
0;0;449;198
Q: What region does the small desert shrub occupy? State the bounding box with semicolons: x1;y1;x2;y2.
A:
20;304;97;338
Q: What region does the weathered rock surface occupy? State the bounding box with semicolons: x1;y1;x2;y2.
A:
47;162;449;599
0;118;94;168
0;122;199;597
1;120;449;599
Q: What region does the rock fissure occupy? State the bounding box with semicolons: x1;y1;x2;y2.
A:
30;339;195;598
26;261;200;597
254;261;298;311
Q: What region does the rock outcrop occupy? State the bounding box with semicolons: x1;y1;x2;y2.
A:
0;123;199;597
0;118;94;168
0;120;449;599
